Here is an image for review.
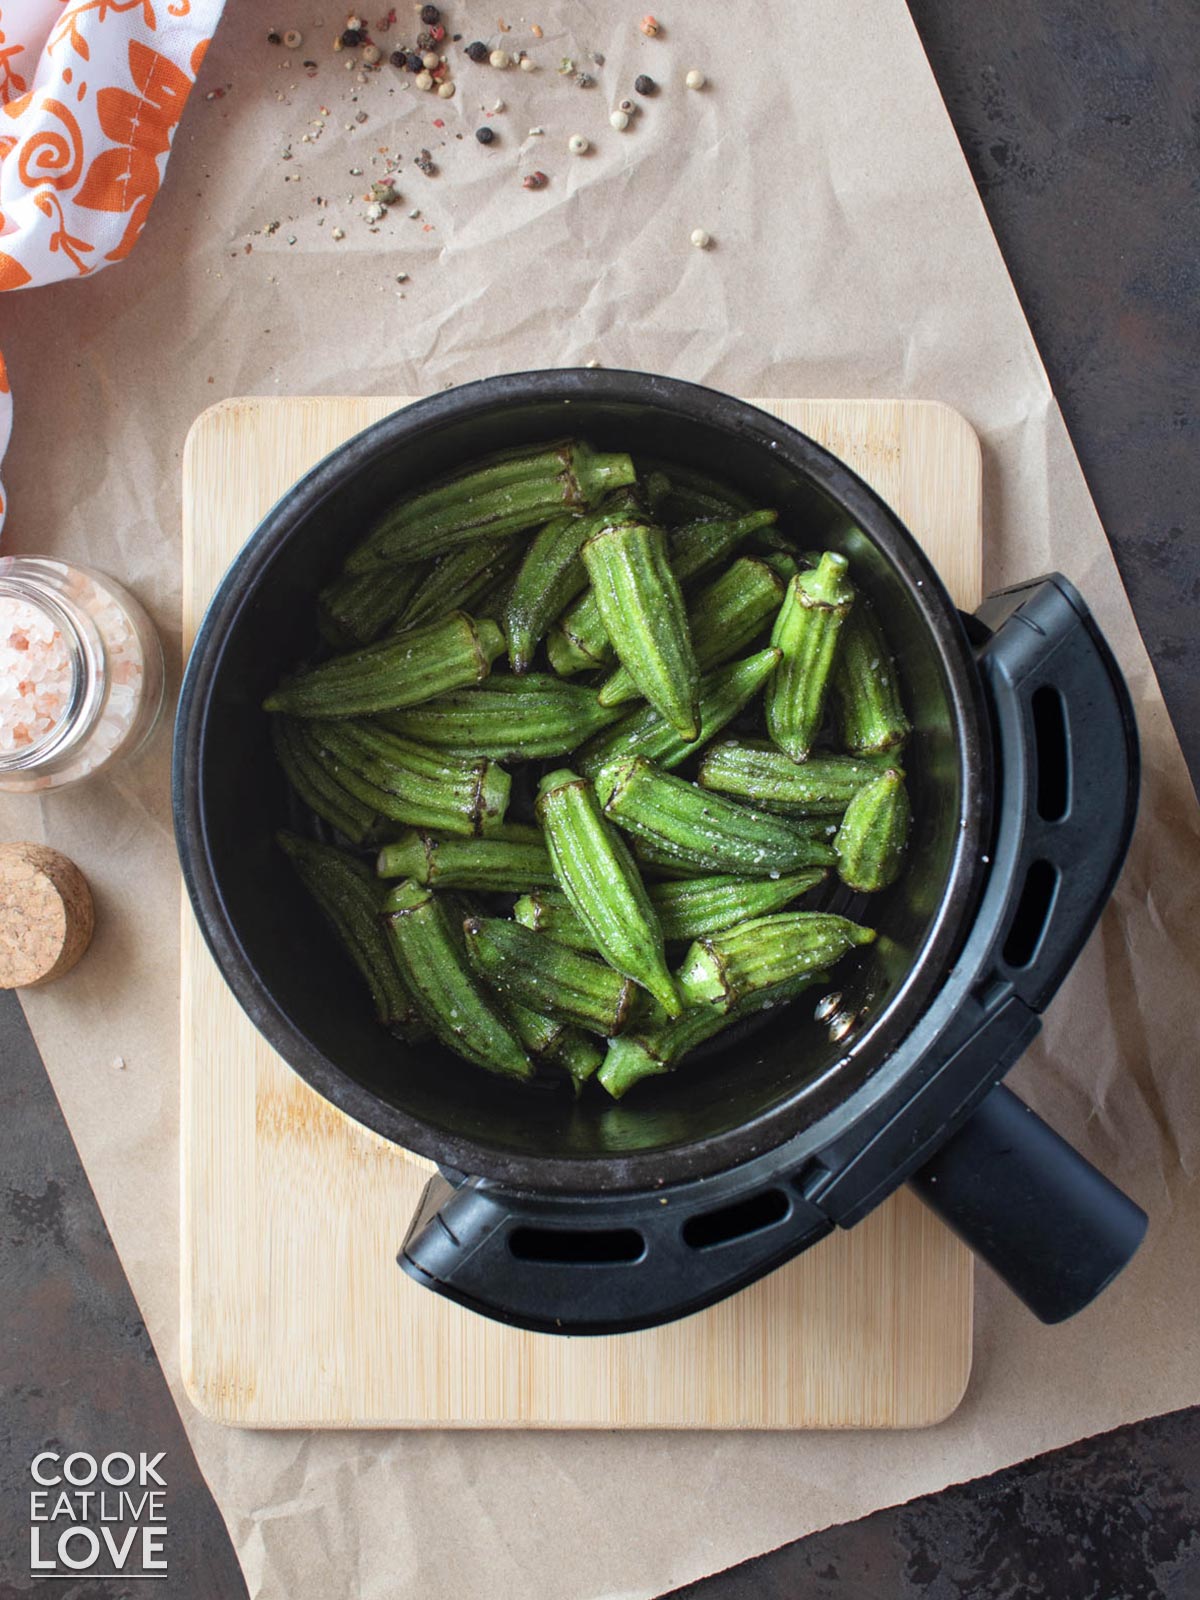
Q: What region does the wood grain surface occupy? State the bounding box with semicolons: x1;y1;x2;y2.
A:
180;395;980;1429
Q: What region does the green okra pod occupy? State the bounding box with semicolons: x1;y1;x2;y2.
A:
677;912;875;1011
382;881;533;1078
553;1028;605;1091
547;510;779;677
264;611;506;718
765;551;856;761
377;832;556;896
598;969;831;1100
504;489;644;673
503;998;568;1059
378;675;622;761
319;563;427;647
581;521;700;739
512;887;598;951
278;832;417;1025
596;756;837;877
646;869;827;942
537;768;681;1016
306;721;510;835
375;831;557;891
463;915;640;1036
272;717;378;843
575;649;781;779
595;556;785;707
347;441;637;571
834;767;911;892
831;600;912;756
697;741;893;815
396;536;524;632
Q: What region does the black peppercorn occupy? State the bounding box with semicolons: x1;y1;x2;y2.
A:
465;40;488;62
406;51;423;70
475;125;495;144
266;29;282;45
389;48;406;67
420;4;440;22
340;27;363;47
634;74;656;95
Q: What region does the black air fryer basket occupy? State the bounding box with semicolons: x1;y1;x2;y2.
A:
174;372;1146;1335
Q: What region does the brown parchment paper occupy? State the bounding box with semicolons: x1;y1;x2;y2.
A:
2;1;1198;1596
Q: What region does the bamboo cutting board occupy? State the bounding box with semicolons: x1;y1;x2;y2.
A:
180;395;981;1429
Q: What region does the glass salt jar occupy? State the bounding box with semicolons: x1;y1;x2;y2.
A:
0;557;165;793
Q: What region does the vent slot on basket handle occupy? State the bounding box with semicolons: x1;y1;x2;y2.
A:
1032;684;1070;821
508;1227;645;1265
1002;858;1060;970
683;1188;790;1250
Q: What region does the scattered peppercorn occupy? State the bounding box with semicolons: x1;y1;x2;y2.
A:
519;55;536;71
609;110;629;130
684;68;706;90
619;97;635;113
490;48;510;67
568;133;589;154
390;48;406;66
475;125;496;143
421;49;439;68
575;71;595;88
465;40;488;61
340;27;363;46
266;29;282;45
640;14;660;37
420;3;440;21
415;70;433;89
690;228;711;249
283;27;303;48
522;169;548;189
634;74;656;94
437;80;456;97
361;43;382;63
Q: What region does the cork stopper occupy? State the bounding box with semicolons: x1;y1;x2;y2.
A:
0;843;94;988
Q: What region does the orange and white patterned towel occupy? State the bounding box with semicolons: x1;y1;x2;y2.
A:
0;0;223;527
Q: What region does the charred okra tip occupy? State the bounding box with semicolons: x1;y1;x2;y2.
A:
268;439;913;1100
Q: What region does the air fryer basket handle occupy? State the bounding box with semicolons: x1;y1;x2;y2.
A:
910;1084;1147;1322
973;572;1139;1014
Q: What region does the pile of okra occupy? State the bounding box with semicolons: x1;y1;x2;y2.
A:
266;438;912;1100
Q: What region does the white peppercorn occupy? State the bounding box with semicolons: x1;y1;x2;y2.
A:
568;133;590;155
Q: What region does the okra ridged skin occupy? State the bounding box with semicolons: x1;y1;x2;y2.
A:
272;717;377;843
463;915;640;1037
512;888;598;951
596;556;785;707
677;912;875;1010
346;441;637;571
596;756;837;877
554;1028;605;1091
263;611;505;718
319;564;426;647
765;552;857;761
375;831;557;891
382;882;533;1078
379;675;622;761
306;721;510;835
835;768;911;892
505;490;643;673
575;649;780;779
546;510;778;678
536;768;682;1017
503;998;568;1059
697;741;892;815
598;968;831;1099
278;832;416;1025
831;600;912;756
647;868;826;942
582;521;700;739
396;536;523;632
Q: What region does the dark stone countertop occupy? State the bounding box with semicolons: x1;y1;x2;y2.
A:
1;1;1196;1596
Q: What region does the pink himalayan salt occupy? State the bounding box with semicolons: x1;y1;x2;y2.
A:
0;597;72;754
